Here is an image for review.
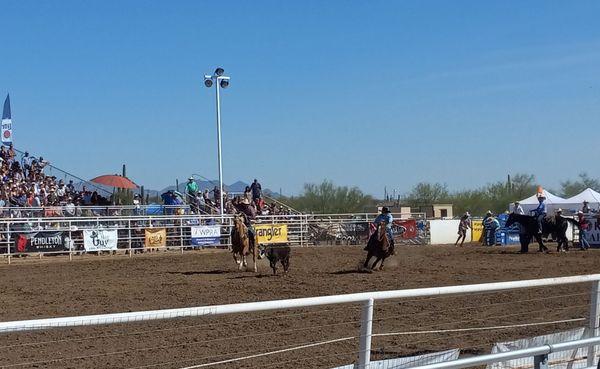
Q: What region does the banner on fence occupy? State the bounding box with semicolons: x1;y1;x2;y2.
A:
586;216;600;246
332;348;460;369
83;229;118;251
255;224;288;244
191;225;221;246
487;327;588;369
145;228;166;248
393;219;417;239
471;220;483;242
15;231;66;253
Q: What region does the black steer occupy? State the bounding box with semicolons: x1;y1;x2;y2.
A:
264;245;290;275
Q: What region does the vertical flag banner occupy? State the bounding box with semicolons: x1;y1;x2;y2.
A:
1;94;12;146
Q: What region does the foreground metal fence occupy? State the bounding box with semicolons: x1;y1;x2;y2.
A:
0;212;429;263
1;275;598;369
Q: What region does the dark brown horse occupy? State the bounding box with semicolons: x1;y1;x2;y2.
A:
363;222;394;271
505;213;580;253
230;215;258;272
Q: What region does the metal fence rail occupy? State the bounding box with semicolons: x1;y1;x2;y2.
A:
1;274;598;369
0;212;429;263
0;204;192;218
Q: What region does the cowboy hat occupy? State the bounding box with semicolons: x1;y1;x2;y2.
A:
381;207;390;213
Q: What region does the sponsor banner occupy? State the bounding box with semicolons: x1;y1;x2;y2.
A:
255;224;288;244
393;219;417;239
191;225;221;246
15;231;66;253
145;228;167;248
586;216;600;247
83;229;118;251
1;119;11;146
488;328;587;369
333;349;460;369
471;220;483;242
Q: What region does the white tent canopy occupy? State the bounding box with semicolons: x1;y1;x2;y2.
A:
509;188;600;214
562;188;600;212
509;190;566;214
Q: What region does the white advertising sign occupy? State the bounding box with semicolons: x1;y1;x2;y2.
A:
83;229;118;251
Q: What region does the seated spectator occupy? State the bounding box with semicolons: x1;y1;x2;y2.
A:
66;180;75;194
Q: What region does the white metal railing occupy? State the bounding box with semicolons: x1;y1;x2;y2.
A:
0;274;598;369
411;337;600;369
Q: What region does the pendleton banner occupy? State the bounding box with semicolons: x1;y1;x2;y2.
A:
144;228;167;248
255;224;288;244
15;231;66;253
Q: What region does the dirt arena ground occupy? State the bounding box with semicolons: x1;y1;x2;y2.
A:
1;244;599;369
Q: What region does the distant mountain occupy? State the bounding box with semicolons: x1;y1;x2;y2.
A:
157;179;280;198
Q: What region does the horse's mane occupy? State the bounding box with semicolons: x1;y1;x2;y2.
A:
377;222;390;247
233;216;248;242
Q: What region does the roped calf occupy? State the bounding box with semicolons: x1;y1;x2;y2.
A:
264;244;291;275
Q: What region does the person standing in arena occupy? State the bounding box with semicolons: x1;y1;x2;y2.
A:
577;210;591;250
455;212;471;247
513;201;524;215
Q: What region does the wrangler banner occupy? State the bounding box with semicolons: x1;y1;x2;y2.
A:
191;225;221;246
15;231;66;253
145;228;167;248
255;224;288;244
83;229;118;251
471;220;483;243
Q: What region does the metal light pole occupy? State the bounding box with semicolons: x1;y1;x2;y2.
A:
204;68;230;216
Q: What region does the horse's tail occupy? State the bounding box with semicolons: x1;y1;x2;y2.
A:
565;217;581;230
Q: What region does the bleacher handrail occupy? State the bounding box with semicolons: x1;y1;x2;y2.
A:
12;148;114;196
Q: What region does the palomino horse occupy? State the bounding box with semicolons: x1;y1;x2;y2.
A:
363;222;394;271
230;215;258;272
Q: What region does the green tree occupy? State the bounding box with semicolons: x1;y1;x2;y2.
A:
402;182;450;205
560;173;600;197
286;180;373;214
401;173;537;216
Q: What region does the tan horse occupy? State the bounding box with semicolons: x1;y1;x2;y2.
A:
231;215;258;272
363;222;394;271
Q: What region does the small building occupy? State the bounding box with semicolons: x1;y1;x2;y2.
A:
374;202;453;219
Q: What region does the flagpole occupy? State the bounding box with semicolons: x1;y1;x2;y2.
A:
215;78;224;216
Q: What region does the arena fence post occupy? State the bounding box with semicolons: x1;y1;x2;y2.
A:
68;220;73;261
588;281;600;367
180;220;184;253
534;353;549;369
6;223;11;265
128;219;132;258
357;298;374;369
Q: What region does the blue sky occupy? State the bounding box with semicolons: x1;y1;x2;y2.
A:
2;1;600;196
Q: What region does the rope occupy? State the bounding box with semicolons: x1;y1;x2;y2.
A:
177;318;585;369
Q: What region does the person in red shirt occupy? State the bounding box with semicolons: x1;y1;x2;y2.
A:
577;210;590;250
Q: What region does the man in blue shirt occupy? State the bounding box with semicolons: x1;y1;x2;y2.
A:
530;196;546;234
374;207;394;247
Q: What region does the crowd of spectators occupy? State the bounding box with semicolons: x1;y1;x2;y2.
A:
0;147;112;214
2;147;295;219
